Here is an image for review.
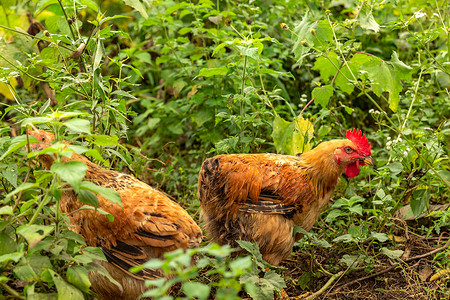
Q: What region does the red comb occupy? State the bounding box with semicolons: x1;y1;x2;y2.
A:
346;129;371;155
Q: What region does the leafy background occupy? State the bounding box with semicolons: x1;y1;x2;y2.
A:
0;0;449;299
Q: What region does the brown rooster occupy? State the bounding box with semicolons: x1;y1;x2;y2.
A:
28;128;202;300
198;129;373;266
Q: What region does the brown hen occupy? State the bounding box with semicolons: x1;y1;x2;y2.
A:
198;129;373;266
28;129;202;300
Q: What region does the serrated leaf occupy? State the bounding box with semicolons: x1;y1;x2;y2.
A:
312;52;339;82
197;67;228;77
360;52;412;112
51;161;87;191
292;13;333;62
312;85;334;108
237;46;259;60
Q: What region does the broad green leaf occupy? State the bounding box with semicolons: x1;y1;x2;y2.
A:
360;52;412;112
339;254;360;267
48;270;84;300
359;3;380;32
123;0;151;18
197;67;228;78
82;247;107;261
237;46;259;60
272;116;314;155
386;162;403;175
0;251;24;263
17;225;54;248
192;109;214;127
0;206;13;215
0;135;37;161
80;181;122;207
0;164;17;187
312;85;334;108
4;182;39;202
241;270;286;300
90;134;119;146
293;13;333;62
182;282;210;300
63;119;91;134
51;161;87;190
80;0;98;12
381;247;404;260
0;231;17;255
78;189;99;208
312;52;340;82
411;188;430;218
21;117;52;126
370;232;389;242
66;266;91;293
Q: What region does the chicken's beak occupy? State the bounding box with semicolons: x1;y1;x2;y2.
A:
360;155;374;166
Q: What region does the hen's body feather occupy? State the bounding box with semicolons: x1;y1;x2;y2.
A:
29;130;202;300
198;138;372;265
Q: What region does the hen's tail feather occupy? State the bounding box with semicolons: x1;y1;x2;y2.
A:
100;241;162;281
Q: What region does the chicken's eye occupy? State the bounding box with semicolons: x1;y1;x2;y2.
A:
42;137;45;141
345;147;353;153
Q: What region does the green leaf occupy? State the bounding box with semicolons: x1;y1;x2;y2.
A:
1;163;18;187
17;225;54;248
197;67;228;78
192;109;214;127
410;188;430;218
122;0;150;18
182;282;210;300
241;270;286;300
0;135;37;161
80;181;122;207
51;161;87;191
0;206;13;215
386;162;403;175
89;134;119;146
312;85;334;108
312;52;339;82
359;3;380;32
370;232;389;242
0;231;17;255
4;182;39;202
237;46;259;60
66;266;91;293
259;68;294;78
272;116;314;155
360;52;412;112
93;39;103;71
78;189;99;208
292;14;333;62
48;270;84;300
63;119;91;134
381;247;404;260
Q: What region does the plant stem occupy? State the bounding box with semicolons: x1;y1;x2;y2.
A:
0;281;25;300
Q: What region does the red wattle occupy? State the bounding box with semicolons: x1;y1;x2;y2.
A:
345;161;360;178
